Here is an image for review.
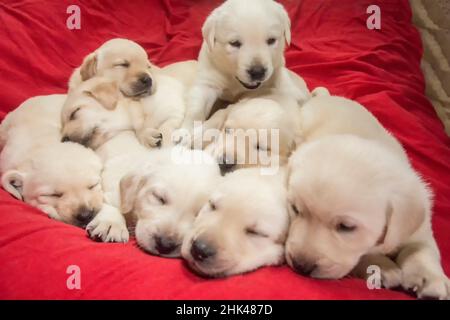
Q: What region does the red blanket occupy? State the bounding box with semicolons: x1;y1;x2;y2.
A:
0;0;449;299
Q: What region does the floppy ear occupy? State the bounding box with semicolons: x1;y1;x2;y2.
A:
85;81;119;110
202;10;220;51
274;2;291;45
2;170;26;200
380;187;429;252
120;172;148;215
80;52;98;81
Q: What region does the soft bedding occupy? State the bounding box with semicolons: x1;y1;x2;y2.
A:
0;0;449;299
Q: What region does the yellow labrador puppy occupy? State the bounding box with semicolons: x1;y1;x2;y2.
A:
120;147;221;257
68;38;197;147
286;96;450;299
69;38;154;98
202;92;301;175
179;0;310;135
0;95;103;227
182;168;289;277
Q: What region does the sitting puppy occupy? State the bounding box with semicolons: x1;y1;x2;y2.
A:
286;95;449;299
0;95;103;227
182;168;289;277
120;147;221;257
203;93;301;175
179;0;310;134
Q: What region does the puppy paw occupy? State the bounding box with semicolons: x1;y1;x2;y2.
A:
171;128;193;148
381;266;403;289
138;128;163;148
402;272;449;300
86;214;129;243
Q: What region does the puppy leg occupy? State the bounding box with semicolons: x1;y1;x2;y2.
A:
396;238;449;299
351;254;403;289
176;85;220;146
86;203;129;243
157;117;184;147
137;127;163;148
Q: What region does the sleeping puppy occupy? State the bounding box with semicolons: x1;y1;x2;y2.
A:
285;95;449;298
61;77;138;150
120;147;221;257
203;93;301;175
68;38;154;99
0;95;103;227
286;135;450;299
68;38;198;148
178;0;310;136
182;168;289;277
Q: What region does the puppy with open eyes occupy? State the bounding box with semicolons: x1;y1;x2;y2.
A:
177;0;311;142
69;38;198;147
120;147;221;258
0;95;103;227
182;168;289;277
286;95;450;299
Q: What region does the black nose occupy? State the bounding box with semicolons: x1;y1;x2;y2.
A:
292;258;317;276
247;65;267;81
138;74;152;88
75;207;96;226
154;235;178;255
61;136;70;143
191;239;216;262
218;156;235;176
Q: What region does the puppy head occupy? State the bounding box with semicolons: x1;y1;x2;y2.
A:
61;77;132;149
2;143;103;227
206;97;296;175
75;38;154;98
203;0;291;90
285;136;428;279
120;147;221;258
182;168;289;277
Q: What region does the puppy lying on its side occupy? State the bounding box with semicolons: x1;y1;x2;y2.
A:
69;38;197;148
182;168;289;277
120;147;221;257
286;96;450;299
0;95;103;227
179;0;311;136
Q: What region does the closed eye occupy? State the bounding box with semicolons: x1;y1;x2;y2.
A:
336;222;357;233
291;203;301;216
114;61;130;68
153;191;167;205
88;182;100;190
245;227;269;238
69;107;81;121
256;143;270;151
43;192;63;198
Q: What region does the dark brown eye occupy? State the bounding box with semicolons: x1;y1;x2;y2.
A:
69;107;81;121
267;37;277;45
245;227;268;238
209;200;216;211
291;203;300;216
229;40;242;48
336;222;357;233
